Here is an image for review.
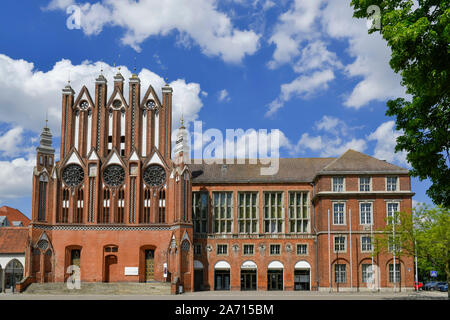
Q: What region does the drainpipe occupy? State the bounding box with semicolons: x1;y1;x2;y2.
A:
310;182;319;291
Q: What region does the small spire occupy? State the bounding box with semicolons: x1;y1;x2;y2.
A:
45;110;48;128
180;114;185;129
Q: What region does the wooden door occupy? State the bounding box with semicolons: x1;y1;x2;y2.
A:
145;250;154;282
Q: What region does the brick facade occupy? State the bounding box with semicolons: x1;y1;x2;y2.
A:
26;73;414;292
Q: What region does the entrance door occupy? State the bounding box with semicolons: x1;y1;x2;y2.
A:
71;249;80;268
5;260;24;292
241;270;257;291
145;250;154;282
214;270;230;290
294;270;310;290
267;270;283;290
104;255;117;282
194;269;204;291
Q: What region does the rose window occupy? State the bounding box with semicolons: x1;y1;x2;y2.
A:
143;165;166;187
103;164;125;187
62;164;84;187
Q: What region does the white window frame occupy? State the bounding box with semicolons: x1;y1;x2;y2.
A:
335;264;346;283
386;201;400;224
212;191;234;234
332;201;346;225
359;202;373;225
269;244;281;255
361;264;373;283
386;176;399;191
296;244;308;255
216;244;228;255
333;235;347;253
361;235;373;252
194;243;202;255
263;192;284;234
243;244;255;256
332;176;345;192
237;192;259;234
359;176;371;192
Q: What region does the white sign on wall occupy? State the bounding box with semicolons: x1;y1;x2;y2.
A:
124;267;139;276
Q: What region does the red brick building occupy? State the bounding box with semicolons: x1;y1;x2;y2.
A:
25;71;414;292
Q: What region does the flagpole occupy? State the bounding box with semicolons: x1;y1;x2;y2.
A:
328;209;331;293
349;208;353;291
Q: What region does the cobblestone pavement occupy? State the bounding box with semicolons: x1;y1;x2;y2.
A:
0;290;447;300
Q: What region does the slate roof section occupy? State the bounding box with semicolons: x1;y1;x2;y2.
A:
0;206;31;227
0;227;29;254
189;149;409;184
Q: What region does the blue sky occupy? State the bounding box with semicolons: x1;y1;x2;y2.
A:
0;0;432;217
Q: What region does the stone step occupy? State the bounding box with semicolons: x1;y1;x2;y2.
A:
23;282;171;295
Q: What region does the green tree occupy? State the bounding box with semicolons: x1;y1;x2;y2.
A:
351;0;450;207
374;205;450;297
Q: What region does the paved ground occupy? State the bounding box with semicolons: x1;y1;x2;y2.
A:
0;290;447;300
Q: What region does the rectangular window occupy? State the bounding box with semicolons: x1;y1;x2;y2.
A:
335;264;346;283
360;202;372;225
334;236;346;253
263;192;284;233
288;192;309;233
332;177;344;192
389;264;401;283
388;235;401;253
296;244;307;255
359;176;371;191
212;192;233;234
238;192;258;234
386;176;398;191
217;244;228;255
193;192;209;234
387;202;399;224
362;264;373;283
270;244;281;255
194;244;202;255
361;236;373;252
333;202;345;225
243;244;254;255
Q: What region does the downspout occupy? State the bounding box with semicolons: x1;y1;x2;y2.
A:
311;181;319;291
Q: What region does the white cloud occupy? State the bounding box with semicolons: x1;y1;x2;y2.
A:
266;69;335;117
262;0;275;11
267;0;324;69
266;0;406;115
320;0;406;108
295;133;366;157
368;121;408;166
0;127;25;157
47;0;260;63
0;157;34;200
0;53;204;135
218;89;231;102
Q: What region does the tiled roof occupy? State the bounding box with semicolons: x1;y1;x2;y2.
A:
0;206;31;227
319;149;408;174
0;227;29;254
189;149;409;184
189;158;335;183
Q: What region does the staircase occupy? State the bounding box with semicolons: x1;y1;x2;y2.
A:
23;282;171;295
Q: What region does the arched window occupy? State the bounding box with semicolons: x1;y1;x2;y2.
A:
5;259;24;290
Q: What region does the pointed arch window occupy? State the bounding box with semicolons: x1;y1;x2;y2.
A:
143;188;151;223
74;188;83;223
